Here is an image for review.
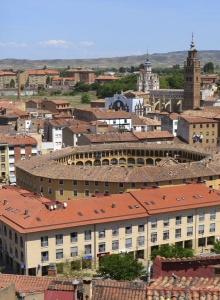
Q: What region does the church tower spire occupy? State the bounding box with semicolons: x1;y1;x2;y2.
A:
182;34;201;110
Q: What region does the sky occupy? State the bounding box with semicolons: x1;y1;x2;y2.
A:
0;0;219;60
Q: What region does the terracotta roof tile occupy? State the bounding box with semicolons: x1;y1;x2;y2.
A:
5;135;37;145
133;131;173;139
147;276;220;299
92;280;146;300
80;132;138;143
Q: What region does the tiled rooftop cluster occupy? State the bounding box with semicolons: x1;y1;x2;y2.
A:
147;276;220;300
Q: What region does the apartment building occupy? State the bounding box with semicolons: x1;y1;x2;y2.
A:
20;69;59;88
0;71;16;88
5;135;37;183
66;67;95;84
0;133;9;184
41;99;73;115
0;184;219;277
177;116;218;147
73;108;132;131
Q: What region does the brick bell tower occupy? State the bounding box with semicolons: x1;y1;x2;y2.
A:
182;34;201;110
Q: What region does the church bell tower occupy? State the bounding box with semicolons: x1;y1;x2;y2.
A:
182;34;201;110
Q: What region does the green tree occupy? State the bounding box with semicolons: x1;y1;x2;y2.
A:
151;244;194;260
46;76;51;85
81;93;91;104
43;65;47;70
10;79;15;88
119;67;126;73
211;239;220;253
75;81;90;92
98;253;144;280
203;62;214;73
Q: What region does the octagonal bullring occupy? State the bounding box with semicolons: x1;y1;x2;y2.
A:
15;142;220;201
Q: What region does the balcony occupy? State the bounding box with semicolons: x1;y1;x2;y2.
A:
41;256;49;262
85;235;91;241
125;243;132;248
41;241;48;247
198;230;204;234
187;232;193;236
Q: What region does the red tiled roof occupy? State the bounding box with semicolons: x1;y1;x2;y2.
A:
0;274;77;293
74;108;131;119
81;132;138;143
147;276;220;299
133;131;173;139
48;99;71;104
180;115;218;124
92;280;146;300
27;70;59;75
5;135;37;145
45;291;74;300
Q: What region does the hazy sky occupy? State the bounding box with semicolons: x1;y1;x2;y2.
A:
1;0;219;60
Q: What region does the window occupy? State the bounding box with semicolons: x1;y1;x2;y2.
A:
130;182;136;188
84;190;89;196
210;211;216;220
175;216;182;225
85;244;91;255
15;233;18;244
20;237;23;248
59;189;64;196
104;182;109;187
112;240;119;250
41;236;48;247
125;238;132;248
70;232;77;243
163;217;169;227
212;123;215;128
40;186;43;193
15;248;18;258
1;155;5;162
84;230;91;241
56;234;63;245
151;232;157;243
94;181;99;186
119;182;124;188
41;251;49;262
198;225;204;235
99;242;105;253
4;226;7;236
199;212;205;222
187;214;193;224
48;178;52;183
198;237;205;247
138;236;144;247
200;124;203;128
138;224;144;233
98;228;105;239
40;177;43;182
85;181;89;186
210;223;215;233
175;228;181;239
9;230;12;240
125;225;132;235
112;226;119;237
59;179;63;184
48;187;52;195
187;227;193;236
21;251;24;262
163;230;169;240
73;190;78;197
71;246;78;257
56;249;63;260
151;219;157;229
212;131;215;136
73;180;77;185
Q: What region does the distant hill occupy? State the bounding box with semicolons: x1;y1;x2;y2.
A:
1;50;220;70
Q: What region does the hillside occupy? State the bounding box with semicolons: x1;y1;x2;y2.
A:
1;50;220;70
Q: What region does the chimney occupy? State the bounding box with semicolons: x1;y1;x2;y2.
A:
17;70;21;101
163;194;166;200
3;199;8;205
25;209;29;215
112;202;116;208
82;277;92;300
47;263;57;277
